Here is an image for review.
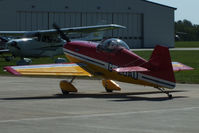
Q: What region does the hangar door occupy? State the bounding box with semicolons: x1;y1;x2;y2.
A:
16;11;49;31
112;13;143;48
80;12;143;48
17;11;143;48
16;11;81;30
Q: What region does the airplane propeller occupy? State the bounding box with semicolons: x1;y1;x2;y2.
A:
9;41;21;50
0;36;9;43
53;23;71;43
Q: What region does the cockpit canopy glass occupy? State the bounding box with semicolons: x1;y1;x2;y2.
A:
23;32;40;38
97;38;129;52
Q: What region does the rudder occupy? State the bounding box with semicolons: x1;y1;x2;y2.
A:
142;45;176;89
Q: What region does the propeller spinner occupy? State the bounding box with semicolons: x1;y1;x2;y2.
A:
53;23;71;43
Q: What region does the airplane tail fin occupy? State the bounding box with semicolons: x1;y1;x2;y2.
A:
142;45;176;89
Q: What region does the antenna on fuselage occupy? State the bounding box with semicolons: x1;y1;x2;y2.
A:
53;23;71;43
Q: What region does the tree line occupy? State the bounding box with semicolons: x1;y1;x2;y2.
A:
175;19;199;41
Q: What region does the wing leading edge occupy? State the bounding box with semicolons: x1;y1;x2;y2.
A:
0;24;125;36
4;63;92;77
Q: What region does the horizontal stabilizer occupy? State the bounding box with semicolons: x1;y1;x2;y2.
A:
172;62;194;72
113;66;149;73
4;63;92;77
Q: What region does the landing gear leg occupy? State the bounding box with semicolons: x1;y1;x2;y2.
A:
156;87;173;99
70;77;76;84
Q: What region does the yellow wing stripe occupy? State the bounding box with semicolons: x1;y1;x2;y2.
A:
5;63;92;77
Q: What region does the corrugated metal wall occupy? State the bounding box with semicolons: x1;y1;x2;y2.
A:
16;11;143;48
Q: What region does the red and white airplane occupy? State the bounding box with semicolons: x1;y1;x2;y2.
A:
4;24;193;99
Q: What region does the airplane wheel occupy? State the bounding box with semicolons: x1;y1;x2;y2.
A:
16;58;32;66
61;90;69;95
5;56;12;62
168;94;173;99
55;58;67;63
105;88;113;93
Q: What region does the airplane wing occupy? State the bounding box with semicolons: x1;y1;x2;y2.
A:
56;24;126;34
0;24;125;36
113;66;149;72
4;63;92;77
172;62;194;72
0;31;26;36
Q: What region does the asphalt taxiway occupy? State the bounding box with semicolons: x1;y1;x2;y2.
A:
0;76;199;133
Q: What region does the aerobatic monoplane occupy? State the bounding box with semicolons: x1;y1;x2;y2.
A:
4;24;193;99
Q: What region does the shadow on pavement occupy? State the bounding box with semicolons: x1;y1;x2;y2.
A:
0;90;187;102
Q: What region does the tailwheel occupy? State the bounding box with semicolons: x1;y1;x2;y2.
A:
156;87;173;99
59;77;77;95
102;80;121;92
168;94;173;99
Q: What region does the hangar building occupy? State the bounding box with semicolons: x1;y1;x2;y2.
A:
0;0;176;48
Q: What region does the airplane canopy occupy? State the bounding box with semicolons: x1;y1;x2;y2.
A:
97;38;129;52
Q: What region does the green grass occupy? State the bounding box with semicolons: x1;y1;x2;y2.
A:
1;51;198;84
134;51;199;84
175;41;199;48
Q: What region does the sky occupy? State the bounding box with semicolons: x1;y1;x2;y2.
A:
148;0;199;25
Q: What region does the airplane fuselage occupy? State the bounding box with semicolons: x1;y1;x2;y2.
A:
63;41;175;89
7;38;64;58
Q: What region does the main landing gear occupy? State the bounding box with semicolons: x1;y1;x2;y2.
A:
59;77;77;95
59;79;172;99
59;78;122;95
16;58;32;66
156;87;173;99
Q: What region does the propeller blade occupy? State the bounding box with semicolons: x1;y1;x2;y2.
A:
53;23;71;42
10;41;21;50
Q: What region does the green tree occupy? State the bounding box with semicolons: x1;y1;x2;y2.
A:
175;19;199;41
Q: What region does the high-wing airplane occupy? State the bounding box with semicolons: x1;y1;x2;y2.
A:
0;24;124;65
4;24;193;99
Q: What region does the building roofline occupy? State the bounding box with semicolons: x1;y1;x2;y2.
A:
142;0;177;10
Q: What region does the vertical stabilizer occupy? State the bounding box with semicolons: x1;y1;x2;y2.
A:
141;45;176;89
